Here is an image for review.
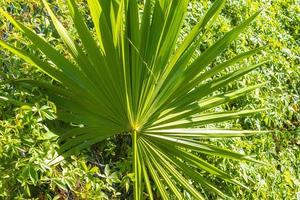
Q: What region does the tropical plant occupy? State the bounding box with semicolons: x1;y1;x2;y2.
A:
0;0;269;199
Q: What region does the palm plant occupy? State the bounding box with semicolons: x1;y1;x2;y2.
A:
0;0;268;199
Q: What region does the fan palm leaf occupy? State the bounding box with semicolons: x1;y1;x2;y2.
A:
0;0;268;198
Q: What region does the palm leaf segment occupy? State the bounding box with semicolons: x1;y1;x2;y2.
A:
0;0;268;199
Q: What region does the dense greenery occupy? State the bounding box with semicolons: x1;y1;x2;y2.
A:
0;0;299;199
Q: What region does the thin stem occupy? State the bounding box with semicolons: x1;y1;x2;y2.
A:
133;130;139;200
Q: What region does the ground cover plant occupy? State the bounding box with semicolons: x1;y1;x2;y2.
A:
0;0;299;199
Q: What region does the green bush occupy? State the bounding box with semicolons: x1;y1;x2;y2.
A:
0;0;299;199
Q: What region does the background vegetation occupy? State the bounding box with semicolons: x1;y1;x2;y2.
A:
0;0;299;199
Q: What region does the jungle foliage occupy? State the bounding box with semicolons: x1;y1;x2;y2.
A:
0;0;299;199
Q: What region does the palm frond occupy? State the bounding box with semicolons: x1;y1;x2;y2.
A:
0;0;269;198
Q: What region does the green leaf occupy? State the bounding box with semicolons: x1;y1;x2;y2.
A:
22;166;38;185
